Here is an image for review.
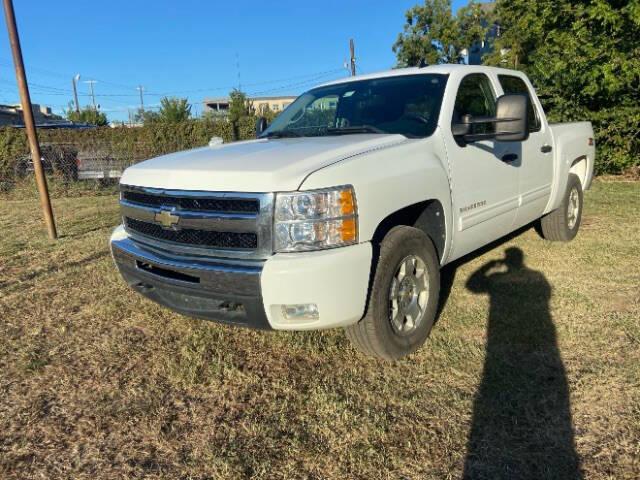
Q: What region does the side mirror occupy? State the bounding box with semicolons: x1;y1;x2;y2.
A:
451;95;530;143
255;116;268;137
451;114;472;137
495;94;529;142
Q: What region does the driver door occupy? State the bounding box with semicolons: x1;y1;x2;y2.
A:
444;73;520;261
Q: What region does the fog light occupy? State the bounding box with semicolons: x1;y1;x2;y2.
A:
281;303;319;320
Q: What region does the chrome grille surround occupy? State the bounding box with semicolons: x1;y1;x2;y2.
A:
120;184;274;260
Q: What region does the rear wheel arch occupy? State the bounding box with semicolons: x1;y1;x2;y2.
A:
569;156;588;189
538;173;583;242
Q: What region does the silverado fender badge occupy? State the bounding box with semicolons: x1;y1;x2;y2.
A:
155;208;180;229
460;200;487;213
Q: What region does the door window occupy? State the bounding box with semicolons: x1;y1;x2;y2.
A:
452;73;496;134
498;75;541;132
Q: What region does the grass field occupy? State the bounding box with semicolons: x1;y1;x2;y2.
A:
1;179;638;479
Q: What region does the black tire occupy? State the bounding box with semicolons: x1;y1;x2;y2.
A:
346;226;440;360
538;173;583;242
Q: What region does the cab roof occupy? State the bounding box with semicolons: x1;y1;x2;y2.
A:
317;64;524;88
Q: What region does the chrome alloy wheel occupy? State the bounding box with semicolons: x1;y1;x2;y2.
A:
389;255;430;336
567;186;580;230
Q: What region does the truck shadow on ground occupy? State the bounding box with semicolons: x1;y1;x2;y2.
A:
437;229;582;479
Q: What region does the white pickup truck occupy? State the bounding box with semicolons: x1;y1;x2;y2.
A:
110;65;594;360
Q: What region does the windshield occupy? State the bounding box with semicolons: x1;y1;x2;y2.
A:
262;74;448;139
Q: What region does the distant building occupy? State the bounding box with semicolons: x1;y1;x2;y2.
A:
0;103;66;127
203;95;297;117
462;2;499;65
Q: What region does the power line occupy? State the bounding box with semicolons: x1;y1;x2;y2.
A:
0;68;348;104
248;70;347;96
0;56;140;92
0;55;346;97
136;68;346;96
0;61;350;119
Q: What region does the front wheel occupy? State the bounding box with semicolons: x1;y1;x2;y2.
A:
538;173;583;242
345;226;440;360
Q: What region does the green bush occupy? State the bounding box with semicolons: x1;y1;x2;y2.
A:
483;0;639;176
0;117;257;193
590;108;640;175
1;103;636;194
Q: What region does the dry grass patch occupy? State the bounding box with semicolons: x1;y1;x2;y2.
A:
0;179;638;479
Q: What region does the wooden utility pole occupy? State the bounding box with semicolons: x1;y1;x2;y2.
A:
349;38;356;77
2;0;57;239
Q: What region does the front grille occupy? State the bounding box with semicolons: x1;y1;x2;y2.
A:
125;217;258;249
122;190;259;214
120;186;273;259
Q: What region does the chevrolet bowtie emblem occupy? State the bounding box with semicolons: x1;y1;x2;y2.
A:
155;209;180;228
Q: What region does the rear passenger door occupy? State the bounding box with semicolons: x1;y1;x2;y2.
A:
498;74;554;227
444;73;520;261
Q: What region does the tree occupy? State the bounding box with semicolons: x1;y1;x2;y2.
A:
256;104;280;123
134;108;160;125
228;89;253;123
228;89;254;140
65;104;108;126
157;97;191;123
485;0;640;173
393;0;491;66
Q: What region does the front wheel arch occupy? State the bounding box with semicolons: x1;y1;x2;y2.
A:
363;200;445;329
371;199;446;261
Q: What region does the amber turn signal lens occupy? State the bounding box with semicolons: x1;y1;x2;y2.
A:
339;189;356;216
339;218;357;242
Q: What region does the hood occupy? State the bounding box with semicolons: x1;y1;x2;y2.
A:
120;134;407;192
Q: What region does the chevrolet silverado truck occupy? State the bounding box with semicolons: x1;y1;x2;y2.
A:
110;65;594;360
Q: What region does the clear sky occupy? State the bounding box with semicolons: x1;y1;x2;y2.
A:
0;0;475;121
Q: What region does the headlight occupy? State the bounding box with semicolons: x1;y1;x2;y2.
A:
274;185;358;252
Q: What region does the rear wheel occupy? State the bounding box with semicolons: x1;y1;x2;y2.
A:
538;173;583;242
346;226;440;360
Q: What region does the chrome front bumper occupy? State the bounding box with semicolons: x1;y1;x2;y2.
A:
110;233;271;330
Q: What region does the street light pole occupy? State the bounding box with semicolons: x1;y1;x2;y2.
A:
2;0;57;239
137;85;144;111
72;73;81;112
349;38;356;77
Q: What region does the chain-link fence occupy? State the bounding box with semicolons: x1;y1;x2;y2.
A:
0;118;260;199
1;141;159;198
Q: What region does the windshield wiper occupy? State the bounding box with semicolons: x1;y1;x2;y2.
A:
261;130;302;139
326;125;386;135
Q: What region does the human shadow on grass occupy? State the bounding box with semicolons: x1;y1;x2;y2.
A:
461;247;582;480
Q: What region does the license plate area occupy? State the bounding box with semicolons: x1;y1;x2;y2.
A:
136;261;200;284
